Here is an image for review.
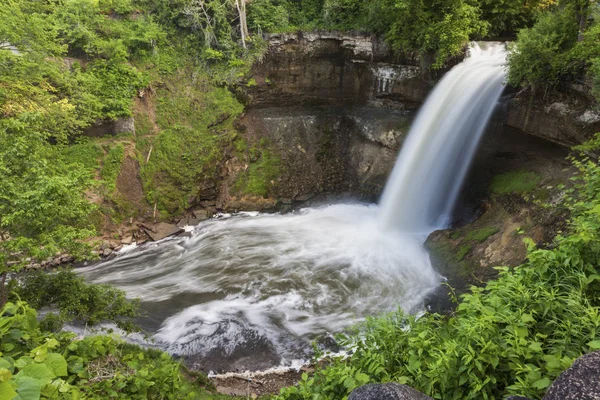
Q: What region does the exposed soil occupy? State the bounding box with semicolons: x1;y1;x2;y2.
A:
211;368;309;397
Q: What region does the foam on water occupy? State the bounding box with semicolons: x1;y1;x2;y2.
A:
79;204;440;366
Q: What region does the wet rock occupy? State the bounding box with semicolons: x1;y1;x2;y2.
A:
543;351;600;400
348;383;433;400
142;222;184;242
102;248;113;257
121;236;134;245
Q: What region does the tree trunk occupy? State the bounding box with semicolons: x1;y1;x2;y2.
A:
235;0;247;50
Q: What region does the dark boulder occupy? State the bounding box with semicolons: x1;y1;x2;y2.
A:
348;383;433;400
543;351;600;400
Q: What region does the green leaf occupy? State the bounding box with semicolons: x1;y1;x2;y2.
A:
0;368;12;383
18;363;55;381
587;340;600;350
14;376;43;400
0;381;17;400
521;313;535;323
532;377;551;390
45;354;68;377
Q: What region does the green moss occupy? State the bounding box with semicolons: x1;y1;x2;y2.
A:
100;143;125;192
234;138;281;197
246;77;258;87
490;170;542;195
456;244;472;261
465;226;500;243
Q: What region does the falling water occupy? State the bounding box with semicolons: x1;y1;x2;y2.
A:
78;42;506;371
379;42;507;234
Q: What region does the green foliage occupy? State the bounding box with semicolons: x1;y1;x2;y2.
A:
0;301;219;399
10;270;140;333
140;68;244;216
276;137;600;400
101;144;125;193
478;0;555;36
507;9;579;90
247;0;291;32
507;1;600;99
0;126;97;290
490;170;542;195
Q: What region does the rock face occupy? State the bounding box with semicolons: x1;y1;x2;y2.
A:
348;383;433;400
246;31;434;108
84;116;135;137
238;106;410;201
543;351;600;400
504;91;600;147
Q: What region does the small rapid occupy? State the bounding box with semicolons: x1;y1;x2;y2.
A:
79;42;507;370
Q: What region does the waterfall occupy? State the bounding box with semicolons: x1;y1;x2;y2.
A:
378;42;507;234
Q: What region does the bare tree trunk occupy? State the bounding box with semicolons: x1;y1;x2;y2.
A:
241;0;249;39
235;0;247;50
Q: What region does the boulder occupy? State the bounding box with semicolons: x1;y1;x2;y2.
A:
142;222;183;242
543;351;600;400
348;383;433;400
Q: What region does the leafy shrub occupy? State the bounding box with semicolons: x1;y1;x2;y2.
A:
507;9;579;90
0;301;214;399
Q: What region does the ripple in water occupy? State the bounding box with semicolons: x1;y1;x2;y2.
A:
78;204;440;370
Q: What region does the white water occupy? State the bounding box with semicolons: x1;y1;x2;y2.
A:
379;42;507;234
78;42;507;371
79;205;439;369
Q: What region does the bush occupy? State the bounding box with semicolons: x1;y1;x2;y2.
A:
507;10;579;90
0;301;215;399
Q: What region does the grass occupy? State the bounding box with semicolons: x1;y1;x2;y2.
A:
100;143;125;193
490;170;542;195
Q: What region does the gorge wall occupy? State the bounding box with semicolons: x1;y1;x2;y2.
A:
227;32;599;214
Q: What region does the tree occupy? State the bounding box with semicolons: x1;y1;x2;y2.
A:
0;123;96;305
